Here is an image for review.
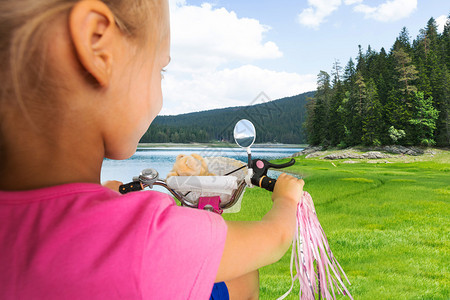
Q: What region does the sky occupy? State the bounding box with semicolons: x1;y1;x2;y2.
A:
161;0;449;115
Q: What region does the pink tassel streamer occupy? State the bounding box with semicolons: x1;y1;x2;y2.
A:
277;192;353;300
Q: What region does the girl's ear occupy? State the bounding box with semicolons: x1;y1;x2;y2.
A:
69;1;118;87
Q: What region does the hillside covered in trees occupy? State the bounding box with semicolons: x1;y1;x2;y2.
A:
140;91;314;144
305;16;449;147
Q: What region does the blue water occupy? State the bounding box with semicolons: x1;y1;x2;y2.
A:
101;146;303;184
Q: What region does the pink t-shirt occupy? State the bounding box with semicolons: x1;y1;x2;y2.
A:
0;183;227;299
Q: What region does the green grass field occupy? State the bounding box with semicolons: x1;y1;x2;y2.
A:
223;149;449;299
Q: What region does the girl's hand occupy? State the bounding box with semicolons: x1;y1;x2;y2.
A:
217;174;305;282
272;173;304;206
102;180;123;192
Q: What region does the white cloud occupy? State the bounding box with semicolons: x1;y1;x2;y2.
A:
353;0;417;22
161;65;316;115
298;0;342;29
170;2;282;72
297;0;418;29
436;15;448;33
159;1;314;115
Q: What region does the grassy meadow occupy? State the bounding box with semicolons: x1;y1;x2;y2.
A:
223;148;449;299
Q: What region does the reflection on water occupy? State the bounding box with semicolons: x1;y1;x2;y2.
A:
101;146;303;184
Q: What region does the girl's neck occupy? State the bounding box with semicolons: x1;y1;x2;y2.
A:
0;123;105;191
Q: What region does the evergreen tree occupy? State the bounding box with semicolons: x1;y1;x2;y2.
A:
331;59;343;84
442;13;450;70
374;48;390;104
433;64;450;146
396;27;412;52
329;60;345;145
338;91;352;147
313;71;332;145
414;16;450;146
361;79;382;146
356;45;367;78
384;88;410;144
393;47;419;95
343;58;356;88
365;45;379;81
352;72;367;143
304;96;317;145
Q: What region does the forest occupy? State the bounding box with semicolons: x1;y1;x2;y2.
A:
140;91;314;144
305;16;449;147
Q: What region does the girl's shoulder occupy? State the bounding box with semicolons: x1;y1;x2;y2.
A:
0;182;173;205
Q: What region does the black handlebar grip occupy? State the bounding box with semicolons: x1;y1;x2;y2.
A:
119;182;143;194
268;158;296;169
259;176;277;192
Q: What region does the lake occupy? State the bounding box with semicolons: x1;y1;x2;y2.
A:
101;146;303;185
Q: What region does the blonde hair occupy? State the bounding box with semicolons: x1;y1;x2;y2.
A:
0;0;162;117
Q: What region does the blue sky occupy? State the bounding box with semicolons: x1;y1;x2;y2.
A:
161;0;449;115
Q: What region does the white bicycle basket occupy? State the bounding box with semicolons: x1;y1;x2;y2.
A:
166;157;247;213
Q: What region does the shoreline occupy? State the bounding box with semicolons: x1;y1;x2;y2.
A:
138;142;307;149
288;146;450;164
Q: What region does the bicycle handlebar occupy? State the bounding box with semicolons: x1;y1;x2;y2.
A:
119;182;144;194
253;175;277;192
118;157;296;201
250;158;295;192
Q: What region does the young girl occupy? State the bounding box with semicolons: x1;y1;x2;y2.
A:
0;0;304;299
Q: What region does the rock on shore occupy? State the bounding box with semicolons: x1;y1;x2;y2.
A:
290;146;323;157
322;151;390;160
379;145;424;156
291;145;426;160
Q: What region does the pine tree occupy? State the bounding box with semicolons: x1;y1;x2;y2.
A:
393;47;419;95
361;79;382;146
356;45;367;78
442;13;450;70
415;17;450;146
331;59;343;84
308;71;332;145
365;45;379;81
350;72;367;144
396;27;412;52
329;60;345;145
384;88;410;144
354;72;366;116
433;63;450;146
305;96;319;145
374;48;390;105
343;58;356;88
338;91;352;147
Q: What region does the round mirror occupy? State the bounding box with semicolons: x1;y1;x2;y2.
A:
233;119;256;148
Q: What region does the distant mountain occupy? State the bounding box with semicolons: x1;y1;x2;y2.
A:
140;91;315;144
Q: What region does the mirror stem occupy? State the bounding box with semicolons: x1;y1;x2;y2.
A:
247;148;252;168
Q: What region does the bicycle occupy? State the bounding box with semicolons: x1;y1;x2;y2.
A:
119;119;352;300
